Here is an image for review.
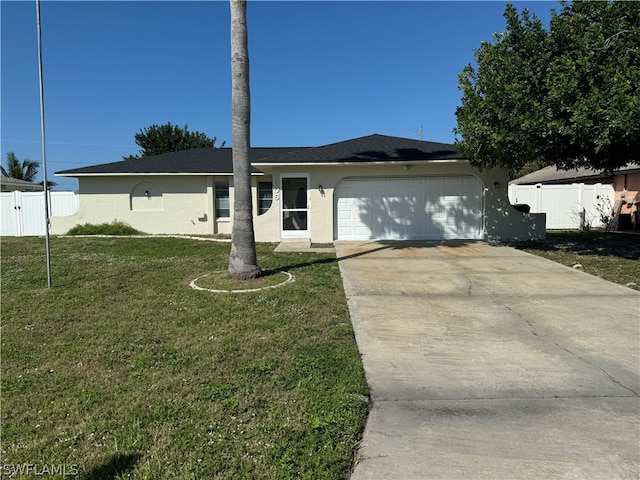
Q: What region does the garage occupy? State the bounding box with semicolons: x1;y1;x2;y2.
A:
335;176;484;240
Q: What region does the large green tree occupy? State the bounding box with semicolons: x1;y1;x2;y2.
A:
455;1;640;176
124;122;224;159
2;152;40;182
228;0;261;280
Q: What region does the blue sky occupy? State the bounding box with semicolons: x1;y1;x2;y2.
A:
1;1;555;191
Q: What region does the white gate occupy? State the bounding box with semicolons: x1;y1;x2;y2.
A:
508;183;614;229
0;191;78;236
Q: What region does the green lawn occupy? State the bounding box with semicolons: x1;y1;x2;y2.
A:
1;237;369;479
513;230;640;290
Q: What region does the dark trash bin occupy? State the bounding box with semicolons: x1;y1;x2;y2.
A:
617;214;632;230
512;203;531;213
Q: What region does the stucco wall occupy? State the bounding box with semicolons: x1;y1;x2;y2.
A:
614;172;640;228
56;163;546;242
482;168;546;241
52;175;216;235
256;162;545;243
614;172;640;207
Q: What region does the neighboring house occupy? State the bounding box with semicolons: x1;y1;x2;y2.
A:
512;163;640;230
1;176;43;192
54;134;545;242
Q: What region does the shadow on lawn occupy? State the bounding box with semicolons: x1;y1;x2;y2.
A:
511;231;640;261
81;453;141;480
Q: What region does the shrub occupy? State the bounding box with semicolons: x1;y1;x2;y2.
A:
66;220;144;236
594;195;615;232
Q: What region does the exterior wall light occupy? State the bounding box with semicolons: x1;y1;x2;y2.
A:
144;190;150;197
318;185;325;197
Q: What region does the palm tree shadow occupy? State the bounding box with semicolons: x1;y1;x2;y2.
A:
268;252;341;274
272;239;478;272
81;453;141;480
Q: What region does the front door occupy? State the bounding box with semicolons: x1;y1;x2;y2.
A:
281;175;309;238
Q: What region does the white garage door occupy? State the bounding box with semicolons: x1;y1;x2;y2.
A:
335;176;484;240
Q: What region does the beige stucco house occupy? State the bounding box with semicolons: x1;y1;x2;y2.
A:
54;134;545;242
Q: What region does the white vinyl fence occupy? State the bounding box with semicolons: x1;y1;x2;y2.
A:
508;183;614;229
1;191;78;236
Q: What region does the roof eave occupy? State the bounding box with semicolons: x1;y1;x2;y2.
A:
56;172;264;177
252;158;468;167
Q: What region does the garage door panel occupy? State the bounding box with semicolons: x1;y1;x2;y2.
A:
335;176;483;241
337;210;354;221
407;225;424;236
426;177;444;185
445;177;463;185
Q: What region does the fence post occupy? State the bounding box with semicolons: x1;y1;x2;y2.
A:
15;191;23;237
535;183;542;213
577;183;585;230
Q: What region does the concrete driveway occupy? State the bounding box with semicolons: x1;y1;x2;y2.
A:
335;240;640;480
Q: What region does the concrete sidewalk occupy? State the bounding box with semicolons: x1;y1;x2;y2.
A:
335;241;640;480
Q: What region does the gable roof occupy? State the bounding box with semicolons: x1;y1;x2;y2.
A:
55;134;464;177
253;134;463;165
56;147;307;177
510;163;640;185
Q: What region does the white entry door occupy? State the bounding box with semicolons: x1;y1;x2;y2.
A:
281;175;309;239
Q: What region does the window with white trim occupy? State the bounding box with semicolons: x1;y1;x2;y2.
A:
258;181;273;215
215;182;230;218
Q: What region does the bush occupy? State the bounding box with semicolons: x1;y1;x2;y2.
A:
66;220;144;236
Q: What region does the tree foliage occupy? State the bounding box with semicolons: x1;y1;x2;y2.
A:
1;152;40;182
125;122;224;159
455;1;640;175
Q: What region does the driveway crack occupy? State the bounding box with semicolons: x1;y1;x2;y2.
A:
559;345;639;397
501;304;539;336
499;302;638;397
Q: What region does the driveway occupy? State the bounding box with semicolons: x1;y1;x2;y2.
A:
335;240;640;480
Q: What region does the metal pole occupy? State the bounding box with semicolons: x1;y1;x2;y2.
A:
36;0;52;288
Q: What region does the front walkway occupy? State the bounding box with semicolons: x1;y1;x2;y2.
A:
335;240;639;480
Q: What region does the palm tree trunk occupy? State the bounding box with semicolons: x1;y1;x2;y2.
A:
228;0;261;280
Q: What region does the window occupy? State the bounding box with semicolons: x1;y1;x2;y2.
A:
215;183;230;218
258;181;273;215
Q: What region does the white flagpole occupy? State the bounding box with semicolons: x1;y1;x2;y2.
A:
36;0;52;288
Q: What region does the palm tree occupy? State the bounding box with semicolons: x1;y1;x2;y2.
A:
228;0;261;280
1;152;40;182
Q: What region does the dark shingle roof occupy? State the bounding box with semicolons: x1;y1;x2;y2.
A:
55;134;463;176
510;163;640;185
1;176;43;191
253;134;463;164
56;147;306;176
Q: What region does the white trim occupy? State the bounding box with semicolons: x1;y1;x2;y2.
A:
56;172;265;178
253;159;469;167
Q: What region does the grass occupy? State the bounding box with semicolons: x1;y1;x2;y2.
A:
513;230;640;290
1;237;369;479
